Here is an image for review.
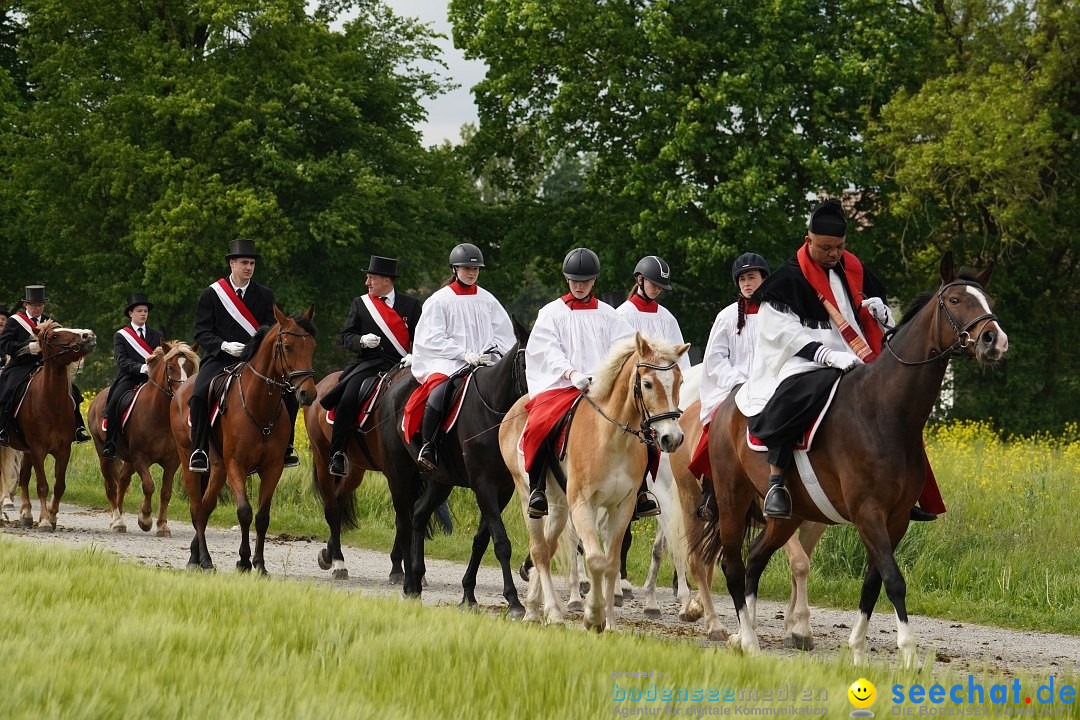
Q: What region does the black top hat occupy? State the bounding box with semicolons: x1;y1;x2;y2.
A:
23;285;47;304
125;292;153;314
226;238;260;260
0;304;9;317
366;255;399;278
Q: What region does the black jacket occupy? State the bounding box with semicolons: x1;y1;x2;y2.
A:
0;312;48;371
340;292;422;370
193;280;276;361
112;326;164;384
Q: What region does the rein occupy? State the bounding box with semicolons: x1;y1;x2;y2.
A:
237;327;316;436
884;280;1000;367
583;358;683;446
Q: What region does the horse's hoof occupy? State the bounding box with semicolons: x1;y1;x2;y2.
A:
20;516;32;529
457;600;479;613
644;608;662;620
138;518;152;533
388;570;405;585
156;527;171;538
507;604;526;621
186;562;201;571
621;586;634;600
784;634;814;651
567;600;583;613
579;580;590;595
111;524;127;534
200;563;215;572
613;593;623;608
331;568;348;580
518;561;530;582
725;633;742;648
318;548;332;571
236;561;252;573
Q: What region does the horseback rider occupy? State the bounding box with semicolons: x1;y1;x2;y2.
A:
0;305;9;369
101;292;163;459
735;199;944;521
0;285;92;446
188;239;300;472
692;252;770;520
405;243;515;471
321;255;422;477
521;248;639;518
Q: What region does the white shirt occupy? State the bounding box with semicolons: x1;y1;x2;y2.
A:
410;284;515;382
526;297;635;397
735;269;863;416
130;323;146;335
615;296;691;371
377;289;396;308
699;301;758;423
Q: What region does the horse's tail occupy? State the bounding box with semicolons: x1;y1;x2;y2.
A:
689;500;758;567
309;464;360;532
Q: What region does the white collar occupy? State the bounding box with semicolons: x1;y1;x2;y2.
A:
374;289;395;307
130;323;146;333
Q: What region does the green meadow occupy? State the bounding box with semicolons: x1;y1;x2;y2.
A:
0;538;1074;719
42;417;1080;635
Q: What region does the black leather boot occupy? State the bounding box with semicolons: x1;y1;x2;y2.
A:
763;473;791;519
696;476;716;521
910;506;937;522
188;397;209;473
416;389;445;472
328;451;348;477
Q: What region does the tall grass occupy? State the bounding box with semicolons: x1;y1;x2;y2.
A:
45;415;1080;634
0;539;1071;719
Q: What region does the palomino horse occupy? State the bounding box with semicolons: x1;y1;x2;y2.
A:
501;333;689;631
170;307;317;572
88;341;199;535
696;254;1007;666
305;368;398;580
6;321;96;529
380;317;531;615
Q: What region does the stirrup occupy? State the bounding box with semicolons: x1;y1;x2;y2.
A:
283;444;300;468
763;484;791;519
188;448;209;473
695;494;715;522
909;506;937;522
633;491;661;520
74;427;92;444
527;489;548;519
102;442;117;459
328;451;349;477
416;442;438;471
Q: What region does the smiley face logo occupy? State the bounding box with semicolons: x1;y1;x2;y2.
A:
848;678;876;713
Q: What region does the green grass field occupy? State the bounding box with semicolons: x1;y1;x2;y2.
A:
40;416;1080;635
0;539;1074;719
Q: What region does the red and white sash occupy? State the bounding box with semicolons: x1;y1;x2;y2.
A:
360;294;410;357
118;326;153;359
210;279;258;337
10;312;37;336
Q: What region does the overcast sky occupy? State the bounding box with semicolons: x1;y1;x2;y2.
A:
380;0;485;147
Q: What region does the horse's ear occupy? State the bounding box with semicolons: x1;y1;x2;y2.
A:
511;314;529;345
634;331;652;356
675;342;691;358
273;304;288;326
190;341;200;353
975;260;995;289
304;304;315;320
159;340;173;355
939;252;955;284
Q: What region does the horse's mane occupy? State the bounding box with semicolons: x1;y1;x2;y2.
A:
589;334;683;401
35;319;59;336
163;341;200;372
240;326;272;362
290;314;317;337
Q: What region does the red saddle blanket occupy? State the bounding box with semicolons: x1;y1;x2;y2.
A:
518;387;582;473
100;384;145;433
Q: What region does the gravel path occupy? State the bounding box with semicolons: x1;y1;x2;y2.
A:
2;502;1077;677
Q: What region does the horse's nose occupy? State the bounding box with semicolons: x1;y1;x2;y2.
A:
979;325;1008;360
296;388;315;407
658;428;684;454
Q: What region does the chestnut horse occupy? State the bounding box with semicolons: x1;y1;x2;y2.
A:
696;254;1007;666
88;341;199;535
500;333;689;631
170;306;317;572
6;321;96;529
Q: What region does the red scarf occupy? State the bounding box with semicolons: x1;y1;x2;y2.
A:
449;279;478;296
796;244;882;361
561;292;598;310
627;293;658;313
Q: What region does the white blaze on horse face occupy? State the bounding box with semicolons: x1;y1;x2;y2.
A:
964;286;1009;354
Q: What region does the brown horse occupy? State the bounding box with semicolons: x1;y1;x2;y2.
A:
88;341;200;535
170;306;317;572
696;253;1007;666
6;321;96;529
501;333;689;631
304;369;394;580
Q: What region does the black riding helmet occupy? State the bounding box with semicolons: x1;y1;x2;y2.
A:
731;253;770;284
633;255;672;290
449;243;485;268
562;247;601;281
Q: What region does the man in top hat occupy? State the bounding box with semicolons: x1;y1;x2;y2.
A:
0;304;9;369
735;198;944;521
320;255;422;476
101;292;164;459
0;285;92;446
188;239;300;472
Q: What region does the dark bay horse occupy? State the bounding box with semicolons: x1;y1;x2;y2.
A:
380;317;530;616
6;321;96;529
305;368;398;580
88;341;199;535
170;306;317;572
696;253;1008;666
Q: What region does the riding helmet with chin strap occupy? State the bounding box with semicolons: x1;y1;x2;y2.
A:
731;253;770;284
449;243;485;268
633;255;672;290
562;248;601;281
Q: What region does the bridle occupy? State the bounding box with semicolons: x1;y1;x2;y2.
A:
584;358;683;446
42;330;89;359
885;280;1000;367
238;326;316;436
146;350;193;399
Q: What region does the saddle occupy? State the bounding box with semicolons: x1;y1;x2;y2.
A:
100;385;145;433
327;373;387;429
11;368;40;419
187;364;241;428
439;371;475;433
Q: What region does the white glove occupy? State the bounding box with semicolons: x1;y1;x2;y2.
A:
20;341;41;356
861;297;894;326
360;333;381;349
401;353;413;368
464;351;484;367
139;364;149;375
221;341;246;357
816;347;862;372
569;370;592;391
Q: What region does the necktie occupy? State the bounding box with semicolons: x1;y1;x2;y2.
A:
379;296;388;302
236;288;244;300
138;327;144;339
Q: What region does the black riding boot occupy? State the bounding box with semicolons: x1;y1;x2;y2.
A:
763;473;791;519
633;476;660;519
695;475;716;521
328;413;350;477
527;461;548;519
283;393;300;468
416;398;444;472
102;409;119;458
188;397;209;472
71;384;90;443
0;409;9;446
